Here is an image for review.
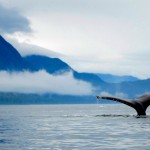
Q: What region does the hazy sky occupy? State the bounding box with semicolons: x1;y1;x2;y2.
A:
0;0;150;78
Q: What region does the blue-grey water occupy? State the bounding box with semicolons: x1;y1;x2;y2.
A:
0;104;150;150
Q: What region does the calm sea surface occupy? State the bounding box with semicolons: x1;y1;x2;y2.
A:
0;104;150;150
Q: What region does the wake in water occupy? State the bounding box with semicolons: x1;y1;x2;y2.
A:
95;114;131;117
95;114;150;118
61;114;149;118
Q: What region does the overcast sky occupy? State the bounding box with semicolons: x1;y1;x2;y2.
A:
0;0;150;78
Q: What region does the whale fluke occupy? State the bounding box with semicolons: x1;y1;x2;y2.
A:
96;94;150;116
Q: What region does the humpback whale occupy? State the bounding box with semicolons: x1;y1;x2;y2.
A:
96;94;150;116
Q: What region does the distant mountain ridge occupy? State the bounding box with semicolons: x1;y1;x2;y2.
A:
0;35;105;87
24;55;71;74
24;55;105;86
97;73;138;83
0;35;150;104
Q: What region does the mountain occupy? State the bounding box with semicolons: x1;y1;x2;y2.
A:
23;56;150;98
0;35;104;87
24;55;71;74
0;35;150;104
117;78;150;98
97;73;138;83
0;92;96;104
0;35;30;71
73;71;105;86
24;55;105;86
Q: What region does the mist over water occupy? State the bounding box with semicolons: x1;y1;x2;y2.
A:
0;71;93;95
0;104;150;150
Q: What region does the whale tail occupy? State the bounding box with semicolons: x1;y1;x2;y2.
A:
136;94;150;111
96;94;150;116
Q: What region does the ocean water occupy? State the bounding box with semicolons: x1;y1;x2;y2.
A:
0;104;150;150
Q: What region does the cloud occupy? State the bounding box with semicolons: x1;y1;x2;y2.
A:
0;5;31;33
1;0;150;78
0;70;93;95
4;35;63;58
98;91;128;99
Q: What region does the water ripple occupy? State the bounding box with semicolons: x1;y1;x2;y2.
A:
0;104;150;150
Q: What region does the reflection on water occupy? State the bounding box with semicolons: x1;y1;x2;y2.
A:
0;104;150;150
